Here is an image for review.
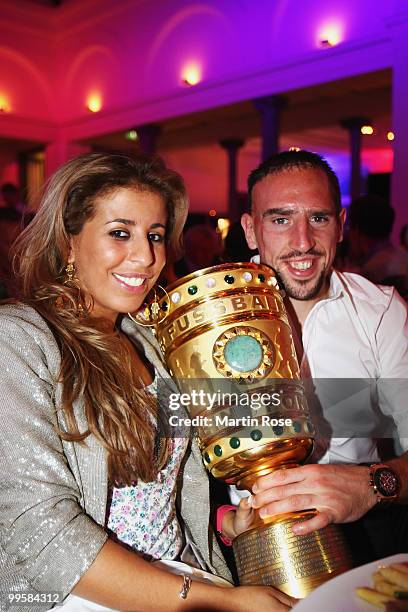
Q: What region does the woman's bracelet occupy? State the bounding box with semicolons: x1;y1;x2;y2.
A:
179;574;192;599
216;504;236;546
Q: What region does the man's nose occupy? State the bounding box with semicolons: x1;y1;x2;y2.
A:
289;218;316;253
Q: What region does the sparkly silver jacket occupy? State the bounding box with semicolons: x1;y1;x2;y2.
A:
0;304;230;603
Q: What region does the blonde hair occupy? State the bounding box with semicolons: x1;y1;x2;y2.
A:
12;152;188;485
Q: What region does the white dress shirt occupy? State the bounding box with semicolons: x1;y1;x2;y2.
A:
301;269;408;463
230;265;408;503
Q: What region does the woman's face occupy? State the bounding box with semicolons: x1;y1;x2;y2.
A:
69;186;167;324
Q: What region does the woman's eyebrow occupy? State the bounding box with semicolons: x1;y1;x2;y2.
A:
105;218;135;225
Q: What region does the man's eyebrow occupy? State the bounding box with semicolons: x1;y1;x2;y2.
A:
262;207;335;218
262;207;295;218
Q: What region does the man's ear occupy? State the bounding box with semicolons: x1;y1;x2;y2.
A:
337;208;347;243
241;213;258;250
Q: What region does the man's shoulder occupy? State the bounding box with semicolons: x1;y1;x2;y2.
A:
333;270;395;307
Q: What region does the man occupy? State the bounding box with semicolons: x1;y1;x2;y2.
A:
348;195;408;298
0;182;26;217
225;151;408;561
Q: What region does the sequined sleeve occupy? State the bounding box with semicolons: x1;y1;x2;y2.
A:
0;311;108;599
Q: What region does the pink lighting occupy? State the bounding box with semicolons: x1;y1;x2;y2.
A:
86;93;102;113
318;23;343;47
181;63;201;86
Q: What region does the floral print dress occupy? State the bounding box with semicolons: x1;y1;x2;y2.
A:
106;378;188;560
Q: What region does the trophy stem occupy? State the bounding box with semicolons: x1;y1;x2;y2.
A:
235;461;300;491
233;513;352;598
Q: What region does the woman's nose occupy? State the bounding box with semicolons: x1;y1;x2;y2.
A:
128;238;154;267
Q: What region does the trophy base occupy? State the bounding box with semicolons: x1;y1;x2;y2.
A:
233;511;353;598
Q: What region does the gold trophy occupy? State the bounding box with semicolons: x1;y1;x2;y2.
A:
151;262;352;598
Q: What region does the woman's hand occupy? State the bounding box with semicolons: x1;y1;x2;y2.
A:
225;585;297;611
221;496;256;540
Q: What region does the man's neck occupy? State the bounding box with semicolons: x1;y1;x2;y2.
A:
289;282;331;328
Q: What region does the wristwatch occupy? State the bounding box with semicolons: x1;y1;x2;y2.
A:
369;463;400;502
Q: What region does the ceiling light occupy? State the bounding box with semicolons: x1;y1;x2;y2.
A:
318;24;342;48
217;218;230;240
125;130;138;141
86;94;102;113
387;131;395;141
181;64;201;86
0;95;11;113
361;125;374;135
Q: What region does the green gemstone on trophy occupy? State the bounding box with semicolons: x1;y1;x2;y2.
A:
229;437;240;449
188;285;198;295
224;274;235;284
204;452;211;463
250;429;262;441
258;274;265;282
224;335;263;372
273;425;284;436
293;421;302;433
214;445;223;457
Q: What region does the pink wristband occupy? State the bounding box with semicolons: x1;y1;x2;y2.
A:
216;504;236;546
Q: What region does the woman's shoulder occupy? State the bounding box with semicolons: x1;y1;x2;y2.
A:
120;315;163;356
0;302;60;365
0;302;51;333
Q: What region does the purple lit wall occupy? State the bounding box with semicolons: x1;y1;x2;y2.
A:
0;0;407;236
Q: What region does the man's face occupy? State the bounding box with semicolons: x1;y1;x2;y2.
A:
241;167;346;301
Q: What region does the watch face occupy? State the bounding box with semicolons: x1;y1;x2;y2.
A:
374;467;399;497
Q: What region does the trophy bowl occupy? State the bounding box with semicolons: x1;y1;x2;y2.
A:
153;262;352;598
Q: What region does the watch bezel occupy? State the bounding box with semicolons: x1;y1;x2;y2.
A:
370;463;400;500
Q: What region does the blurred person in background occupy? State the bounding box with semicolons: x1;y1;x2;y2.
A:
400;223;408;253
0;182;26;218
0;184;25;297
348;196;408;298
223;221;257;263
174;222;222;277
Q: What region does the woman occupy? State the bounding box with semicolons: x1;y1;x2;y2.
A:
0;153;294;611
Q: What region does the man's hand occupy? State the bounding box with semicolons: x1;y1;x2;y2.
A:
249;464;378;535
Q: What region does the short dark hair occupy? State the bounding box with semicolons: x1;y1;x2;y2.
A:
1;182;19;195
349;195;394;240
247;150;341;215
